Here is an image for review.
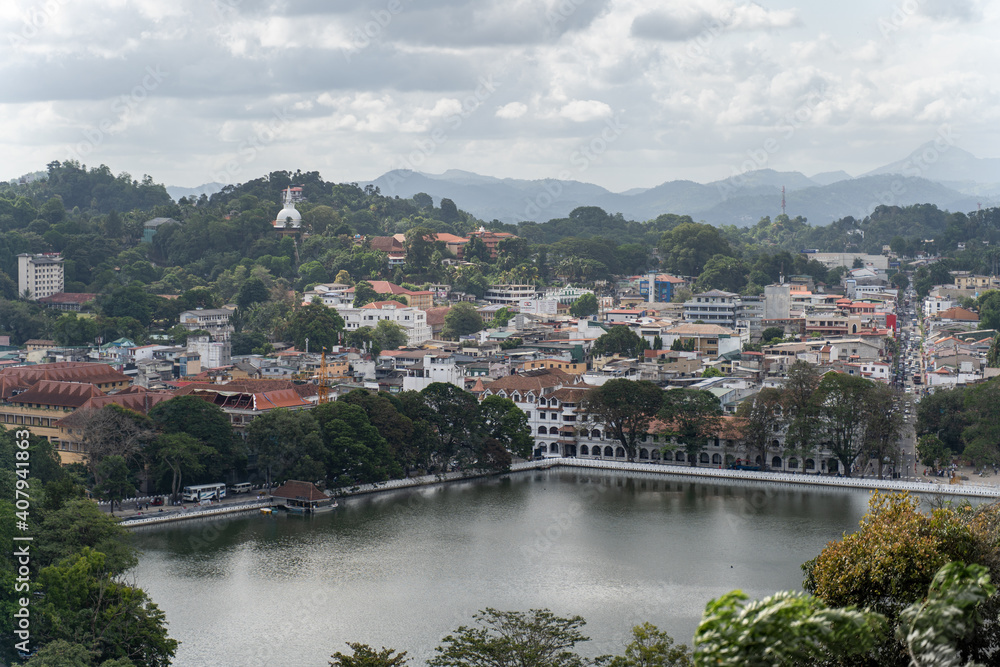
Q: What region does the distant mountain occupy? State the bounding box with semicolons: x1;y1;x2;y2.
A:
864;143;1000;183
810;171;852;186
166;182;224;201
361;144;1000;226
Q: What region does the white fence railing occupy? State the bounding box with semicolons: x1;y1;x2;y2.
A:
119;500;274;527
510;458;1000;498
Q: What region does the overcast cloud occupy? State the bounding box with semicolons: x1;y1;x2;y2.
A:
1;0;998;192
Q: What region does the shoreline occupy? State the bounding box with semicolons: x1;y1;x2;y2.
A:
119;458;999;529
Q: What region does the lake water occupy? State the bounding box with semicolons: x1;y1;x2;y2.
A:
131;469;873;667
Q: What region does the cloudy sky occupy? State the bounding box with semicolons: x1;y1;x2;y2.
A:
1;0;997;192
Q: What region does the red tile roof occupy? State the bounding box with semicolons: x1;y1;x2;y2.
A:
9;380;105;408
271;480;328;502
37;292;96;305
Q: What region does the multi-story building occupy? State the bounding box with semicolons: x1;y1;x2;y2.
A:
736;295;764;333
683;290;738;327
179;308;234;340
187;335;231;369
467;227;516;259
346;281;435;311
335;300;432;346
17;253;64;300
485;284;538;306
662;323;744;358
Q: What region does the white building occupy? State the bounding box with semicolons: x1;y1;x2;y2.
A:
335;301;432;346
272;187;302;230
401;352;464;392
18;253;64;300
683;290;739;327
485;284;538;305
187;335;232;369
924;296;957;317
179;308;234;340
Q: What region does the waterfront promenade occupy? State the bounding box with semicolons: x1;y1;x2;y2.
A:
115;457;1000;528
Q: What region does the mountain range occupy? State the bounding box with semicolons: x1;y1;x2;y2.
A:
167;143;1000;227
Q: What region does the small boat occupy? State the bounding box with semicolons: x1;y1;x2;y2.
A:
260;507;274;515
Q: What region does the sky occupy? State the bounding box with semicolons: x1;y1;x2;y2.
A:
1;0;998;193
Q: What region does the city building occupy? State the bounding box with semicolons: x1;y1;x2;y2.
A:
17;253;64;300
683;290;739;327
485;284;538;306
179;308;235;340
187;335;231;369
336;301;432;346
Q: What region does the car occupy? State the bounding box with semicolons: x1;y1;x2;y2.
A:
150;496;164;506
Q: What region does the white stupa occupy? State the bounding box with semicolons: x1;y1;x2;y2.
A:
273;187;302;230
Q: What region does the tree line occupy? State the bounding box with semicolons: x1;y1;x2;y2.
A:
585;362;904;478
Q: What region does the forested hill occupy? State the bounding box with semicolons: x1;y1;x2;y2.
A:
3;160;1000;305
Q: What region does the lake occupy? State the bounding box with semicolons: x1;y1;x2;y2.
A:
131;469;873;666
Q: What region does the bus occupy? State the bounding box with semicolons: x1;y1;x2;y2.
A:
229;482;252;494
182;483;227;503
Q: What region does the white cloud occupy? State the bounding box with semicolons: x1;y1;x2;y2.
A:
496;102;527;119
559;100;613;122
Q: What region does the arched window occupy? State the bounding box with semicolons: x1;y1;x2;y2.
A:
549;443;559;453
580;445;589;456
604;446;614;457
772;456;782;469
805;458;815;470
652;449;661;460
699;453;710;464
639;448;649;459
675;452;685;462
712;453;722;465
788;457;798;469
537;426;547;434
591;429;601;439
662;450;673;461
615;447;625;458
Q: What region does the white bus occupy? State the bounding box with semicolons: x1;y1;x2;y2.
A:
229;482;252;494
182;483;227;502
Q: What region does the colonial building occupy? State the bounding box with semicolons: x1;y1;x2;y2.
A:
179;308;234;340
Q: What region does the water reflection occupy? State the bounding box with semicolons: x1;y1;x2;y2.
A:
132;470;871;667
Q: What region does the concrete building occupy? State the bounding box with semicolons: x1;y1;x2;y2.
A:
336;300;432;346
485;284;538;306
683;290;739;327
179;308;234;340
764;284;792;320
18;253;64;300
187;335;231;369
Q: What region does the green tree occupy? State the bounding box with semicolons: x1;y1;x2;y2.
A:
592;326;645;358
53;313;99;346
584;379;664;461
150;433;209;503
701;367;722;378
602;623;691;667
658;222;732;277
33;499;137;576
961;378;1000;467
916;434;949;467
352;280;380;308
694;255;747;293
287;301;345;351
93;456;135;515
735;388;783;470
479;395;533;459
373;319;408;352
236;276;270;309
780;361;822;458
35;548;178;667
658;389;722;466
330;643;409;667
978;290;1000;332
244;408;323;489
149;395;237;481
442;302;485;340
694;589;884;666
863;383;904;479
815;372;875;477
915;386;969;454
758;326;784;345
569;293;599;318
313;401;402;484
429;608;591;667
